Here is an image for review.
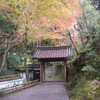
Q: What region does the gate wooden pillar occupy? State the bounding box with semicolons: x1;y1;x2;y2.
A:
63;60;68;82
43;62;45;82
40;61;45;83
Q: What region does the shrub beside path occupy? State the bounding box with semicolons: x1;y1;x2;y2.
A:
0;82;69;100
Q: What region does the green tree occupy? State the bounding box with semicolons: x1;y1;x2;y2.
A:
68;1;100;99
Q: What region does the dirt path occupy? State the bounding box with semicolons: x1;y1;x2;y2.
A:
0;82;69;100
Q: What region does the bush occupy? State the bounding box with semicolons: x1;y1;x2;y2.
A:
8;53;21;68
0;69;16;76
71;78;100;100
0;75;20;79
0;89;6;95
81;65;96;72
55;64;64;78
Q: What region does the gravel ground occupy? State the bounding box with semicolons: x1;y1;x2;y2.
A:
0;82;69;100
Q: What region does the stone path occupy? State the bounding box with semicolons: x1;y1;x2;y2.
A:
0;82;69;100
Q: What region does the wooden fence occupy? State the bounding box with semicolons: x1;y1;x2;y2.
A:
0;80;39;96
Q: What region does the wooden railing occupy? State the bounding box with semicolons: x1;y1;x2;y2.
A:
0;80;39;96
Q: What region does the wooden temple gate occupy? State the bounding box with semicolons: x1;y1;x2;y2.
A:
32;46;72;83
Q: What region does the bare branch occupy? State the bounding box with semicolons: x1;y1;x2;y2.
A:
0;40;10;72
0;25;18;44
67;31;79;55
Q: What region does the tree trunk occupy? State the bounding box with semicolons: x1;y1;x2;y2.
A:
0;51;8;73
24;56;29;81
24;21;29;81
68;32;79;55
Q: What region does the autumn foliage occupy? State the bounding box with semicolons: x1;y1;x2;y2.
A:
0;0;81;45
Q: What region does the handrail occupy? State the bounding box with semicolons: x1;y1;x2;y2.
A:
0;79;39;96
0;78;23;85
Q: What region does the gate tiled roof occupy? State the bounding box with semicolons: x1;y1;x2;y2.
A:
32;46;72;59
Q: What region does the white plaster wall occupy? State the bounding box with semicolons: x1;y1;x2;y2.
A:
29;71;33;79
20;72;26;79
0;78;24;89
19;71;34;80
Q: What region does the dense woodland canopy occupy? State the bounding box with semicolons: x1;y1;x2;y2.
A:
0;0;81;73
0;0;100;100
